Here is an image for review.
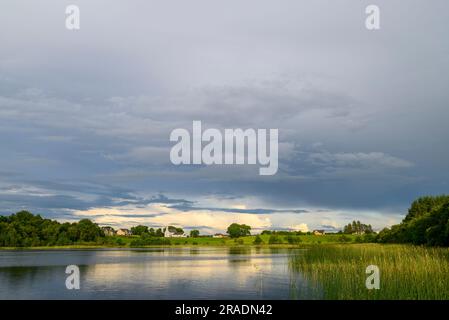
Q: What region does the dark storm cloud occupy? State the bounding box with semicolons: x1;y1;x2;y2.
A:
166;204;308;215
0;0;448;228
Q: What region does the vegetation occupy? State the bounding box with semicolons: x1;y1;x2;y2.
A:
129;227;164;237
2;195;448;249
343;221;373;234
290;244;449;299
261;230;306;236
167;225;184;235
0;211;104;247
377;195;449;246
130;225;148;236
268;235;283;244
129;234;171;246
253;235;263;245
286;235;302;244
226;223;251;238
190;229;200;238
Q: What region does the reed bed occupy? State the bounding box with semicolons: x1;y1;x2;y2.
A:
290;244;449;299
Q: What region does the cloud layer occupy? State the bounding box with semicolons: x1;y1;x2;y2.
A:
0;0;448;232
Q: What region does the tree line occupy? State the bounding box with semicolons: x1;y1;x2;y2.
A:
1;195;448;247
343;221;374;234
0;211;104;247
377;195;449;246
130;225;200;238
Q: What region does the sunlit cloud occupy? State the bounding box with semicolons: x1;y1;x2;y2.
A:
72;201;272;234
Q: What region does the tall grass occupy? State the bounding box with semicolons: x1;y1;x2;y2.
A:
290;244;449;299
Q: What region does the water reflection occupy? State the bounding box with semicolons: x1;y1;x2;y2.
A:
0;247;306;299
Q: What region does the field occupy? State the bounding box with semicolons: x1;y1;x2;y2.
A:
0;234;360;249
107;233;359;247
289;243;449;299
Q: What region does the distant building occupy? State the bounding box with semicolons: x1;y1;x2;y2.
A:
213;233;226;238
116;228;132;236
313;230;326;236
164;226;185;238
101;226;116;236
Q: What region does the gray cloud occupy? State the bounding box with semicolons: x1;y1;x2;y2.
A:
165;204;309;215
0;0;448;229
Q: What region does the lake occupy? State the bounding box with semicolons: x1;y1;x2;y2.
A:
0;247;314;299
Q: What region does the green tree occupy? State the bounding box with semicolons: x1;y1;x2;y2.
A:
0;211;106;247
253;235;263;245
268;235;283;244
167;226;184;235
226;223;251;238
286;235;302;244
131;225;149;236
343;220;373;234
404;195;449;222
190;229;200;238
377;195;449;246
155;228;164;237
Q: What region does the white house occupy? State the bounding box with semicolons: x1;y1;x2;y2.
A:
116;228;131;236
164;226;186;238
101;226;116;236
213;233;226;238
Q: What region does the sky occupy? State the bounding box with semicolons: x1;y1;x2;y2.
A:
0;0;448;234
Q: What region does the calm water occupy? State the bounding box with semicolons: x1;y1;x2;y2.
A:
0;247;313;299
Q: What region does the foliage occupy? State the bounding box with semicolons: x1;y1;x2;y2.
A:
261;230;306;236
338;235;351;243
290;244;449;299
167;226;184;235
129;234;171;246
343;221;373;234
377;195;449;246
268;235;283;244
190;229;200;238
403;195;449;222
130;225;148;236
285;235;302;244
0;211;104;247
253;235;263;245
226;223;251;238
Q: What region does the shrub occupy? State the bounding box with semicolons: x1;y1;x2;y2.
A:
268;235;283;244
253;235;264;245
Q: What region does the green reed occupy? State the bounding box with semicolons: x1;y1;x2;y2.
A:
289;244;449;299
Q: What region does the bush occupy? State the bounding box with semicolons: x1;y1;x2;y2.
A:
286;235;302;244
268;235;283;244
338;235;351;243
253;235;264;245
130;236;171;247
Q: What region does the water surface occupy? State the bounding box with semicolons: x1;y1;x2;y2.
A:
0;247;311;299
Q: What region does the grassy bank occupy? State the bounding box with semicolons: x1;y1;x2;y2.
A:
290;243;449;299
86;233;359;247
0;234;359;249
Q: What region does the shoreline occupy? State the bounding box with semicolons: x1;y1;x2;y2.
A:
0;244;305;250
